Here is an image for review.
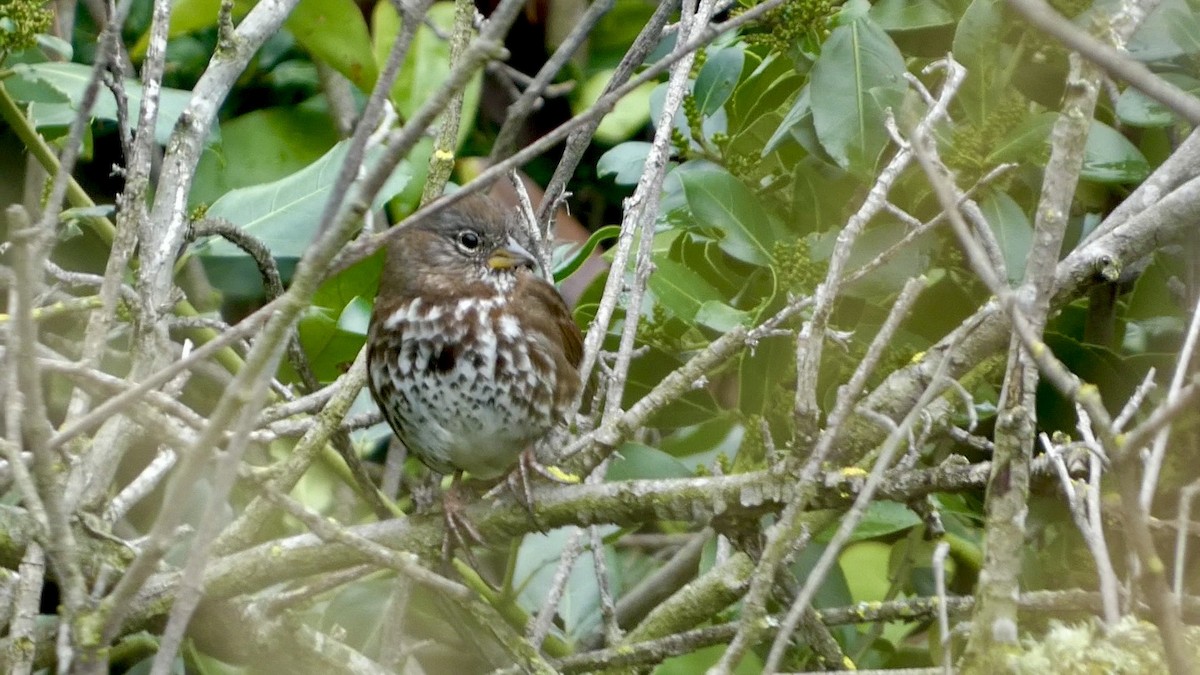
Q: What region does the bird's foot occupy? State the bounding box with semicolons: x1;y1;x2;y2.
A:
441;473;486;569
485;449;579;531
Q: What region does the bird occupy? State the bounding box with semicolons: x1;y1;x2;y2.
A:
366;192;583;544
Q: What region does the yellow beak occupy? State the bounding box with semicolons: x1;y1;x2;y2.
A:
487;237;538;271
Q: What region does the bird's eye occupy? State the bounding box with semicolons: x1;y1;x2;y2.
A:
456;230;482;251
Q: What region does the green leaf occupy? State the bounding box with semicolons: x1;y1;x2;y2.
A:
837;541;895;602
648;257;724;321
313;250;384;312
829;224;931;299
809;16;907;175
336;296;373;336
34;34;72;61
286;0;377;89
577;70;657;144
9;62;208;145
835;0;873;23
986;111;1057;165
790;160;859;235
623;347;720;428
1116;73;1200;128
373;1;481;150
552;225;619;282
978;190;1031;285
194;137;411;262
192;106;340;206
1129;0;1200;61
951;0;1013;124
765;88;839;166
870;0;955;32
515;526;620;639
695;300;751;332
128;0;222;59
597;141;653;185
736;334;792;417
295;274;375;381
607;442;693;480
818;501;920;543
728;52;800;133
951;0;1006;71
1082;121;1150;184
679;167;781;265
299;300;369;383
659;415;744;467
693;46;744;116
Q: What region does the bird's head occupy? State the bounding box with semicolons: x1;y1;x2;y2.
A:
385;194;544;295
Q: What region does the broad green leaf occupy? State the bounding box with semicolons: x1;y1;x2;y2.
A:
765;87;838;165
695;300;751;332
1129;0;1200;61
577;70;657;144
129;0;375;88
791;542;855;614
373;1;480;150
597;141;653;185
676;236;745;298
1116;73;1200;128
736;334;792;417
299;298;371;382
841;501;921;543
659;415;744;467
313;250;384;312
3;71;70;103
791;160;858;235
192;106;340;206
763;90;807;155
648;257;724;321
679;167;781;265
828;223;930;299
728;51;800;133
870;0;954;32
34;34;72;61
515;526;620;639
809;17;907;175
297;308;338;375
336;296;373;336
1082;121;1150;184
978;190;1031;285
835;0;872;23
286;0;377;89
195;137;411;262
693;46;744;116
870;0;958;56
951;0;1012;124
10;62;208;145
624;347;720;428
951;0;1006;71
607;442;692;480
838;541;895;602
986;111;1057;165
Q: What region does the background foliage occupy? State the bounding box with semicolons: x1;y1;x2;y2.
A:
0;0;1198;672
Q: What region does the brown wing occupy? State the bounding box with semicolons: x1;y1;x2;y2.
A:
552;289;584;368
518;273;584;369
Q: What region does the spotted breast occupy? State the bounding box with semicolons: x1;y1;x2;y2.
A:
366;194;583;480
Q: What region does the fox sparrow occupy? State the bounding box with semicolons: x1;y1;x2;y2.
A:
367;193;583;511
